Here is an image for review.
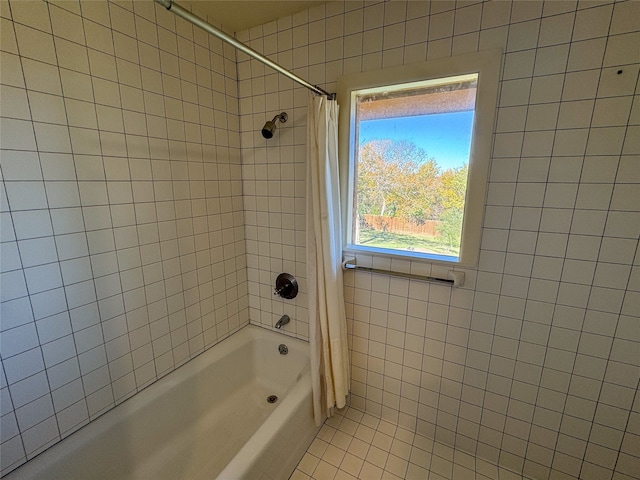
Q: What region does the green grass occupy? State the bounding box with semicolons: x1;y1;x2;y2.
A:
358;228;459;256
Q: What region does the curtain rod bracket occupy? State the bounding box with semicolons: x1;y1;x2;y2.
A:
314;85;334;99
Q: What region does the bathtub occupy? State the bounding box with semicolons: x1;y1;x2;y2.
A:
5;325;319;480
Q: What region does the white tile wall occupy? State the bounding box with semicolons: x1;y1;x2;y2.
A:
0;0;248;475
236;1;639;479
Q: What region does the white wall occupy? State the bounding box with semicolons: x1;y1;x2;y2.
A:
237;1;639;478
0;1;248;475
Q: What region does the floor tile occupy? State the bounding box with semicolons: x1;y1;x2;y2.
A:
290;406;527;480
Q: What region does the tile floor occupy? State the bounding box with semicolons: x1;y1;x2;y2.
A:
291;407;527;480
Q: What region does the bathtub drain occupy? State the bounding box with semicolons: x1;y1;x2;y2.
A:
267;395;278;404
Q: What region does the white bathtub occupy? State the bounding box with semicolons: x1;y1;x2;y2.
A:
5;325;319;480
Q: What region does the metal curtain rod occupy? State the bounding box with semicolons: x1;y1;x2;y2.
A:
155;0;334;98
342;259;465;287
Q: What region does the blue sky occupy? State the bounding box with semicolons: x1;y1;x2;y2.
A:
358;111;475;171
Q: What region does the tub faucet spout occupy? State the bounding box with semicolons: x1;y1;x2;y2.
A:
275;315;290;329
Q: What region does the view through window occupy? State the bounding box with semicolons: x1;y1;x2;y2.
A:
352;74;478;262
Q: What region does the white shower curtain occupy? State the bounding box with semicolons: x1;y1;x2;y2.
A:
306;93;350;426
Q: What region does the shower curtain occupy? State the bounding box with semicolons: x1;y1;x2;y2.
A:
306;93;350;426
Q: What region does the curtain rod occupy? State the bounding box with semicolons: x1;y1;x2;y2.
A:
342;259;465;287
155;0;334;98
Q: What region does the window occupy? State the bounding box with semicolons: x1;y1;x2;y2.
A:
337;50;501;267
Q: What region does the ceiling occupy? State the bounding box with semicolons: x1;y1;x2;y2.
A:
179;1;327;33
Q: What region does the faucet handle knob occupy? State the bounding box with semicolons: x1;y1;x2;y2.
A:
274;273;298;299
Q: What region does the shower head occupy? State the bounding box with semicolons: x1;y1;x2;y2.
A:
261;112;288;139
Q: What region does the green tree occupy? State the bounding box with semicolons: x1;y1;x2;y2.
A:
401;159;441;223
435;164;468;252
357;139;439;222
437;164;468;211
436;208;463;252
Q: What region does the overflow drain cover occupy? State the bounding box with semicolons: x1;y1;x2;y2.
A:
267;395;278;404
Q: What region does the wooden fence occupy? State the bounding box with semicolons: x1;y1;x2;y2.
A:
362;215;440;237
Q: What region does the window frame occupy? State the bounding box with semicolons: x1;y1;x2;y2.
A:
337;50;502;267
